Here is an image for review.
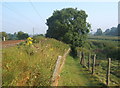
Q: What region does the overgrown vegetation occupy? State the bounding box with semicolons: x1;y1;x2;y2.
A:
2;36;69;86
80;36;120;60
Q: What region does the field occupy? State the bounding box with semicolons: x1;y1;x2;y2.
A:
88;36;120;41
2;37;69;86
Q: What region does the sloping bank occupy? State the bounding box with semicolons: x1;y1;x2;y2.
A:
2;37;70;86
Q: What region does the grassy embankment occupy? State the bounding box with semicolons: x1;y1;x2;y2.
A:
2;37;69;86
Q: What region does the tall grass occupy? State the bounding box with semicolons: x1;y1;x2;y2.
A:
2;37;69;86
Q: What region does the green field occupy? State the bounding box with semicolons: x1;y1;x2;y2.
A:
88;36;120;41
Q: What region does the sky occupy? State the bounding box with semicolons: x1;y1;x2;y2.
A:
118;1;120;24
0;1;118;35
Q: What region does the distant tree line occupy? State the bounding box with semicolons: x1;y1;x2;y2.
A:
0;31;29;41
0;31;44;41
94;24;120;36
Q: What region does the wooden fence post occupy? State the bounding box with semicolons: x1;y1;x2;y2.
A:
51;56;62;86
88;53;91;70
79;52;81;64
80;52;85;65
106;58;111;86
92;54;96;75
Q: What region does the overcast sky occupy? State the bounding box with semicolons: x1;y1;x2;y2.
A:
0;1;118;34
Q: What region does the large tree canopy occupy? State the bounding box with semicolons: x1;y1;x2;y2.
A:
46;8;91;47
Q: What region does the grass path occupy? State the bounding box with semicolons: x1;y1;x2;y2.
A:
58;55;106;86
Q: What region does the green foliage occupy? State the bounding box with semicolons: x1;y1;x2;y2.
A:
117;24;120;36
0;32;9;40
32;36;45;43
107;27;118;36
88;35;120;41
7;33;18;40
76;47;91;54
46;8;91;48
2;37;69;86
87;37;120;60
17;31;29;40
96;26;119;36
94;28;103;36
18;41;26;46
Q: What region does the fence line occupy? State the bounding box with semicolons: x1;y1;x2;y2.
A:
78;51;112;86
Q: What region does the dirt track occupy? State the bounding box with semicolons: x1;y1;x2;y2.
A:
1;40;25;48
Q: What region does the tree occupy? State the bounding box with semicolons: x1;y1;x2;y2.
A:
117;24;120;36
0;32;8;40
7;33;18;40
46;8;91;50
94;28;102;36
103;29;110;35
17;31;29;40
109;27;117;36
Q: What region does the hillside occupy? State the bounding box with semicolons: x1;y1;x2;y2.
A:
2;37;69;86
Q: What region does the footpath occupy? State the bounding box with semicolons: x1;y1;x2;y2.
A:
58;55;105;86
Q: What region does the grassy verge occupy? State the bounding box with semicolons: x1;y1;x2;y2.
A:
94;59;120;86
2;37;69;86
58;55;106;86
